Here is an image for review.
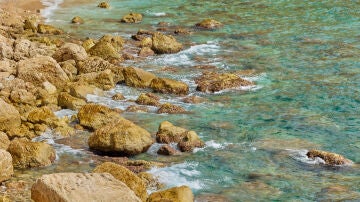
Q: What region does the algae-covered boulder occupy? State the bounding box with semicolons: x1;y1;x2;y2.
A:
195;71;253;93
31;173;141;202
97;2;110;8
0;98;21;132
151;33;182;54
71;16;84;24
147;185;194;202
52;43;88;62
195;19;223;29
93;162;148;201
150;77;189;95
123;67;156;88
78;104;122;130
8;139;56;168
58;92;87;110
37;24;63;35
121;13;143;23
157;103;187;114
306;149;353;166
0;149;13;183
178;131;205;152
88;118;154;155
136;93;160;107
24;18;37;32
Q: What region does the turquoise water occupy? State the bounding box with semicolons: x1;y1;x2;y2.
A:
44;0;360;201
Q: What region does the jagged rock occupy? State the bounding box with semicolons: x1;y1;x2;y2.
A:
0;149;13;183
88;41;120;60
0;132;10;150
12;39;42;61
156;121;187;144
24;18;37;32
112;93;125;100
6;124;35;140
97;2;110;8
0;98;21;132
98;35;124;52
76;69;115;90
151;32;182;54
182;96;205;104
27;106;57;125
69;83;104;100
140;37;152;48
123;67;156;88
138;47;155;57
195;71;253;93
77;104;122;130
71;16;84;24
147;186;194;202
93;162;147;201
135;93;160;106
137;172;164;191
121;13;143;23
150;77;189;95
306;149;353;166
31;173;141;202
157;145;180;155
37;24;63;35
157;103;187;114
88;118;154;155
178;131;205;152
8;139;56;168
17;56;69;89
125;105;149;113
59;60;77;76
52;43;88;62
58;92;87;110
82;38;95;52
76;56;118;74
195;19;223;29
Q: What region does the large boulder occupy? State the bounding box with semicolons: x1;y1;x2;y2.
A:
27;106;57;125
123;67;156;88
121;13;143;23
93;162;147;201
77;104;122;130
151;33;182;54
147;186;194;202
31;173;141;202
17;56;70;89
37;24;63;35
88;41;120;60
195;19;223;29
7;139;56;168
0;132;10;150
150;78;189;95
52;43;88;62
135;93;161;106
0;98;21;132
306;149;353;166
58;92;87;110
195;71;253;93
0;149;13;183
76;69;116;90
69;82;104;100
88;118;154;155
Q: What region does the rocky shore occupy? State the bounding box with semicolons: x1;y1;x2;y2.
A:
0;1;355;201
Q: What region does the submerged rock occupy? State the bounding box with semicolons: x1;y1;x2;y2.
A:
123;66;156;88
71;16;84;24
0;149;13;183
0;98;21;132
195;19;223;29
151;32;183;54
77;104;122;130
97;2;110;8
315;185;360;201
93;162;148;201
31;173;141;202
150;77;189;95
157;103;187;114
121;13;143;23
195;71;253;93
135;93;161;106
147;185;194;202
306;149;353;166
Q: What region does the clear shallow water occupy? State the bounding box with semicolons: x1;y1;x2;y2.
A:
36;0;360;201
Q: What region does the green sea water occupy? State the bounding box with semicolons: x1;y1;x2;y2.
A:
37;0;360;201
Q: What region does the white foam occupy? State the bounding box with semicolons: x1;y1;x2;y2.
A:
40;0;64;22
287;149;326;165
193;140;231;153
54;109;76;118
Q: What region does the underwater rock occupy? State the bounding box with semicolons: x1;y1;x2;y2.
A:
0;149;13;183
306;149;353;166
150;77;189;95
93;162;147;201
195;19;223;29
135;93;161;107
151;32;183;54
315;185;360;201
71;16;84;24
52;43;87;62
122;66;156;88
121;13;143;23
147;185;194;202
157;103;187;114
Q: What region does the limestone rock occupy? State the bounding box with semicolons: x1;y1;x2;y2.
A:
157;145;180;156
151;33;182;54
98;35;124;52
59;60;77;76
78;104;122;130
136;93;161;106
71;16;84;24
52;43;88;62
76;56;118;74
182;96;205;104
76;69;115;90
140;37;152;48
27;106;57;125
88;118;154;155
150;77;189;95
0;149;13;183
97;2;110;8
24;18;37;32
195;19;223;29
93;162;147;201
123;67;156;88
157;103;187;114
121;13;143;23
147;186;194;202
8;139;56;168
195;71;253;93
138;47;155;57
156;121;187;144
178;131;205;152
0;132;10;150
306;149;353;166
82;38;95;52
69;83;104;100
31;173;141;202
126;105;149;113
112;93;125;100
0;98;21;132
37;24;63;35
88;41;120;60
58;92;87;110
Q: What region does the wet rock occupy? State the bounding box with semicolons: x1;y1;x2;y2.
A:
125;105;149;113
69;83;104;100
0;132;10;150
140;37;152;48
71;16;84;24
138;47;155;57
37;24;63;35
97;2;110;8
121;13;143;23
195;19;223;29
0;98;21;132
147;185;194;202
315;185;360;201
150;77;189;95
157;144;180;156
157;103;187;114
76;69;115;90
93;162;147;201
135;93;161;106
17;56;69;89
58;92;87;110
8;139;55;168
52;43;88;62
78;103;122;130
88;41;120;60
137;172;164;191
98;34;124;52
182;95;205;104
31;173;141;202
178;131;205;152
306;149;353;166
151;32;182;54
0;149;13;183
123;66;156;88
156;121;187;144
82;38;95;52
195;71;253;93
88;118;154;155
112;93;125;100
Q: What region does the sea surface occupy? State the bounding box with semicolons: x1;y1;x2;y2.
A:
29;0;360;201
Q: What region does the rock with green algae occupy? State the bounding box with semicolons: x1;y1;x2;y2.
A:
121;13;143;23
150;77;189;95
306;149;353;166
147;185;194;202
93;162;148;201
